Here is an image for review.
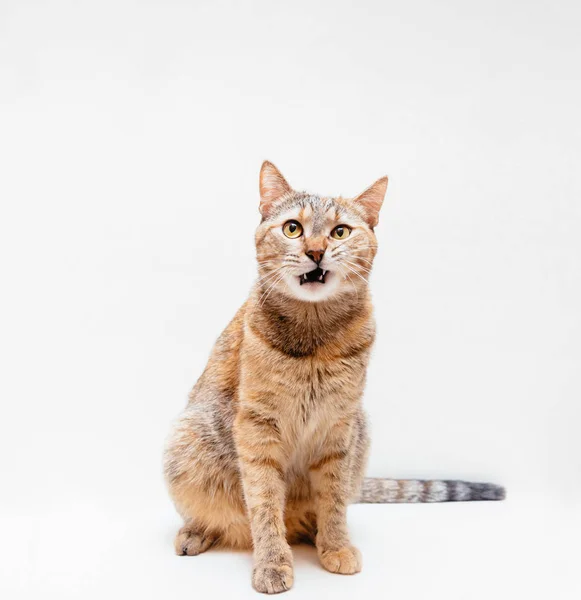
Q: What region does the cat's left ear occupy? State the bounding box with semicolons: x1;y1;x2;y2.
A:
353;176;388;228
259;161;292;217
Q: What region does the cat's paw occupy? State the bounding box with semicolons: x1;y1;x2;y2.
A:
174;525;216;556
252;562;294;594
319;545;362;574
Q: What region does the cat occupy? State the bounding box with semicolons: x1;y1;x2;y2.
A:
164;161;505;594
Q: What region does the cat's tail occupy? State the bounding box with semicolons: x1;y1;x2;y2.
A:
358;478;506;503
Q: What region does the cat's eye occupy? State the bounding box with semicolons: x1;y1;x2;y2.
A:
283;220;303;239
331;225;351;240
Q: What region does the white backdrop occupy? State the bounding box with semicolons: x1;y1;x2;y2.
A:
1;1;580;598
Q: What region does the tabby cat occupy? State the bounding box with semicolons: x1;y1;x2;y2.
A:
164;162;504;594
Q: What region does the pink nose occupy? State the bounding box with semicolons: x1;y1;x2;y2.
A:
306;249;325;264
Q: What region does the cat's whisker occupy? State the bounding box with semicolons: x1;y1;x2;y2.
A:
256;262;282;270
257;272;286;291
256;265;281;279
259;270;289;306
256;266;286;287
257;274;281;301
342;263;369;285
344;272;359;302
332;249;374;260
259;266;288;288
333;250;374;270
344;259;373;275
257;263;300;286
260;278;285;307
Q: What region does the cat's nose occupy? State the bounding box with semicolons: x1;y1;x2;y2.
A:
306;249;325;265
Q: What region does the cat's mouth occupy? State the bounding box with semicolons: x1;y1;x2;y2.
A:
299;267;328;285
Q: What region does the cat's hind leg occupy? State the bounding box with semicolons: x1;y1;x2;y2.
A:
174;520;218;556
164;402;252;551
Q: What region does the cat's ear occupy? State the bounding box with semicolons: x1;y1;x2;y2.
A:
259;161;292;217
353;176;388;228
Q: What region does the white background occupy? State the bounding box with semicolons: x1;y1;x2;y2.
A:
1;1;580;598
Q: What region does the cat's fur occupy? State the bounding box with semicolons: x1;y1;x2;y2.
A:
164;162;505;594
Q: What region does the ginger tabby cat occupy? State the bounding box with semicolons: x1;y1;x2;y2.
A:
164;162;504;594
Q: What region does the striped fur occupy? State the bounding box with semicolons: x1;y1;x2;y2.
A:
359;478;506;503
164;162;504;594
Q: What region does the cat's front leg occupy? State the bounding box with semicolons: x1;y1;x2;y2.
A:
234;407;293;594
310;418;362;575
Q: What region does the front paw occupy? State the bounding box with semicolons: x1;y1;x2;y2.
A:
319;545;362;574
252;562;294;594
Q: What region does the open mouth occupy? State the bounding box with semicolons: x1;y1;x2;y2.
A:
299;267;328;285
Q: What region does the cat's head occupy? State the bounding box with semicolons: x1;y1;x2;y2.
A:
255;161;387;303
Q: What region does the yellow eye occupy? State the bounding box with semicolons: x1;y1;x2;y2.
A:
331;225;351;240
283;220;303;238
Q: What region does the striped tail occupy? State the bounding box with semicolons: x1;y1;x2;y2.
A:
358;478;506;503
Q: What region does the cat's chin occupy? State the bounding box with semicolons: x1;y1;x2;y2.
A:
282;271;343;303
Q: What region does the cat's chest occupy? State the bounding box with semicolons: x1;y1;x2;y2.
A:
279;360;358;466
276;354;367;431
241;319;372;424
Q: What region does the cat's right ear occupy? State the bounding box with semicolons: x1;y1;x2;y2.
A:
259;161;292;217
